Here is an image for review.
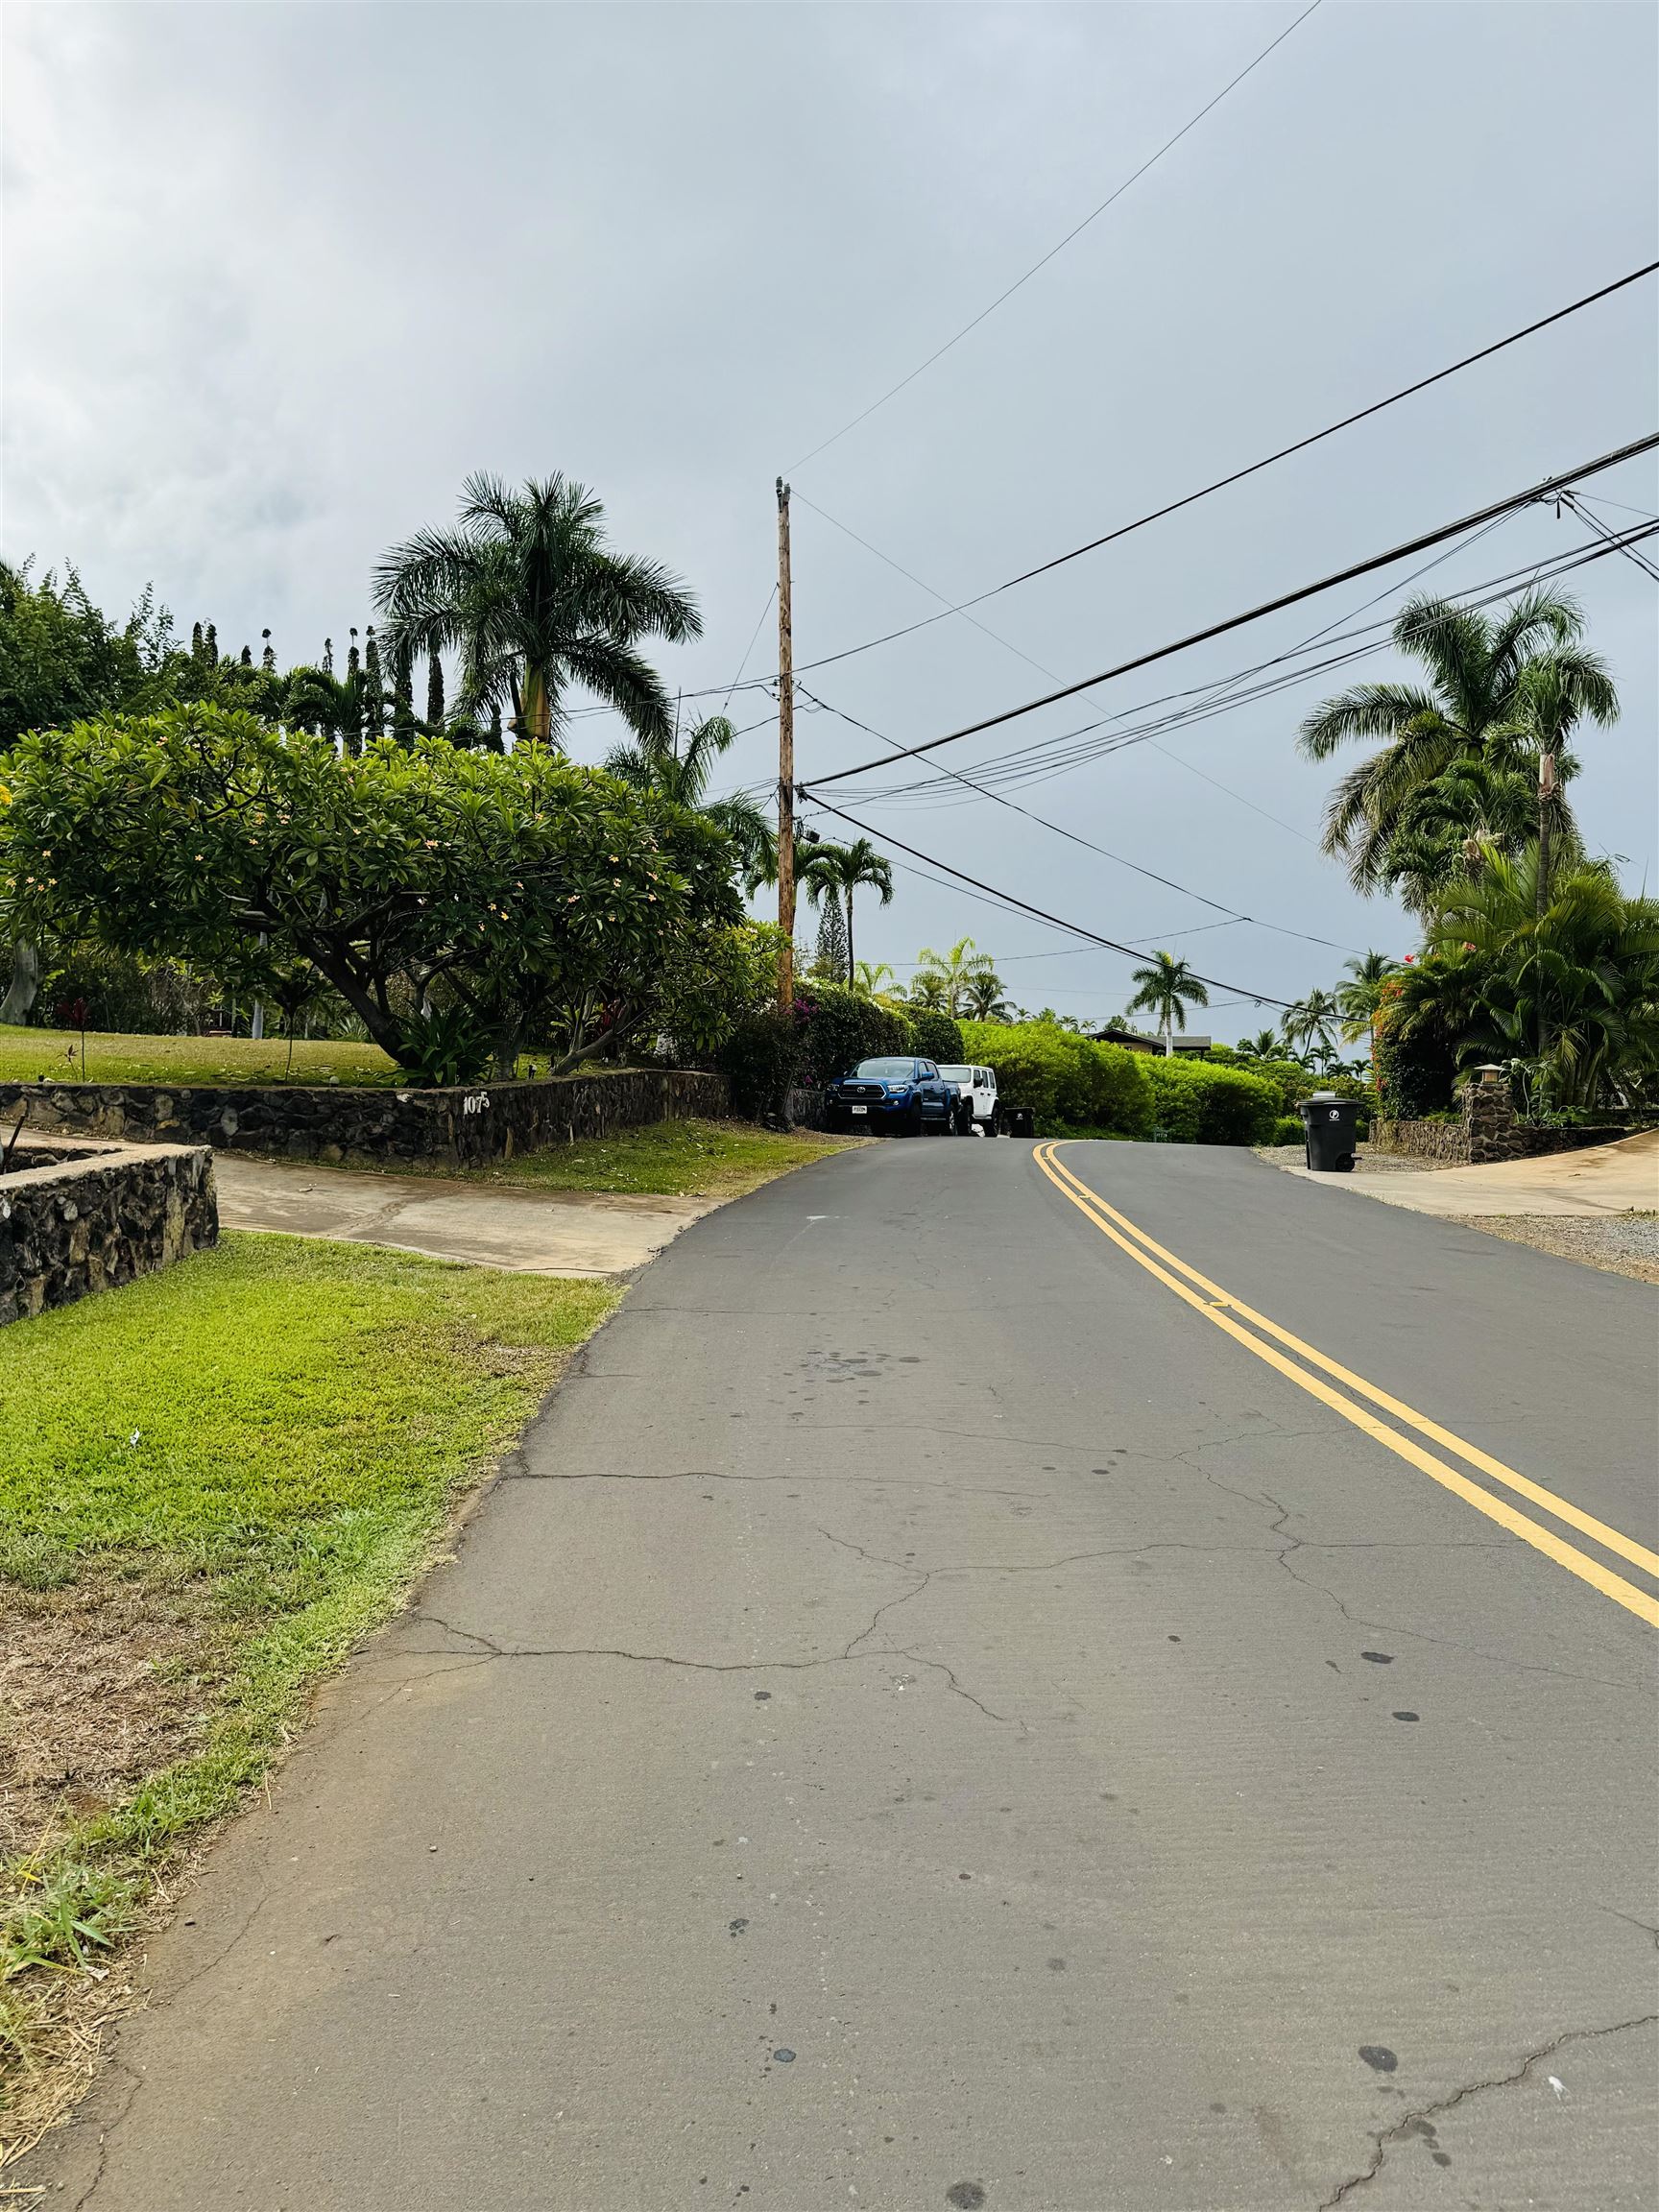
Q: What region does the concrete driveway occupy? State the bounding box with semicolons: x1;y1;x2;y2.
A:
212;1154;714;1276
1278;1126;1659;1217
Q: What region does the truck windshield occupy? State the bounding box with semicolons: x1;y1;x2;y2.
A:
852;1059;918;1079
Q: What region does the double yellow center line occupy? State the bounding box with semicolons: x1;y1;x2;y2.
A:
1034;1142;1659;1627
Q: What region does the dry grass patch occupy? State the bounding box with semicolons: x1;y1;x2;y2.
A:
0;1233;616;2161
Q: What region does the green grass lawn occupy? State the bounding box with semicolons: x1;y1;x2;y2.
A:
0;1022;401;1088
439;1116;861;1198
0;1234;616;2132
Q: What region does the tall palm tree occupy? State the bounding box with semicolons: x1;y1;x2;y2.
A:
1283;986;1341;1069
799;837;894;974
1499;653;1619;916
852;960;896;999
911;936;997;1019
605;712;777;893
1335;951;1399;1092
1298;587;1617;908
373;472;699;748
1126;950;1209;1055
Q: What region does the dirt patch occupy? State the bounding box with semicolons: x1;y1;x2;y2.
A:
0;1578;226;1861
1458;1212;1659;1286
1254;1142;1458;1175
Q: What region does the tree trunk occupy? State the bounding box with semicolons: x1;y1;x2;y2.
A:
0;940;40;1025
523;666;552;745
1536;752;1554;1059
1536;752;1554;919
844;890;854;978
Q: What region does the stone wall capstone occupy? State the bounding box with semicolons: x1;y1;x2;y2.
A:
1;1137;218;1325
0;1068;729;1167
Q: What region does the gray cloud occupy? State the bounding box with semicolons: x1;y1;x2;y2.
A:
5;1;1655;1027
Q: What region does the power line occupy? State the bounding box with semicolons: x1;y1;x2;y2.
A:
800;485;1521;848
1561;489;1659;582
781;262;1659;681
849;523;1658;810
797;680;1363;954
803;433;1659;788
798;795;1299;1009
722;586;778;711
786;0;1325;471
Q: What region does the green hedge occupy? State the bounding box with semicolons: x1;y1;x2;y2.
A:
1144;1057;1282;1145
793;983;913;1087
1272;1114;1305;1146
958;1021;1154;1137
906;1008;965;1066
716;984;916;1116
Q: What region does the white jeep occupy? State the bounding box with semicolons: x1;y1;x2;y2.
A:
937;1064;999;1135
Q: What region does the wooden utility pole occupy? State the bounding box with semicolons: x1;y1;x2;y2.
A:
776;476;796;1015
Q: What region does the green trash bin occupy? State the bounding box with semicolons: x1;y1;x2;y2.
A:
1299;1092;1358;1172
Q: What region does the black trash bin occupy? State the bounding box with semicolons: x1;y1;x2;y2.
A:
1004;1105;1036;1139
1299;1091;1358;1172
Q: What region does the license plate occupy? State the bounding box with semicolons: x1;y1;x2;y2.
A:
851;1104;868;1116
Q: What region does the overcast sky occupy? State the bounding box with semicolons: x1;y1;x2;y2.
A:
6;1;1655;1036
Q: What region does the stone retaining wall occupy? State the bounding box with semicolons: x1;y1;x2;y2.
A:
0;1067;730;1167
1371;1117;1471;1164
1;1136;217;1325
1373;1070;1636;1166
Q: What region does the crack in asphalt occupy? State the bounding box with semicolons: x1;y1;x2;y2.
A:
398;1606;1020;1722
1317;2010;1659;2207
1269;1544;1647;1692
50;2052;141;2210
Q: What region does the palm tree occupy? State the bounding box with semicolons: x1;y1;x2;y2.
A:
1335;952;1399;1093
963;968;1011;1022
1499;653;1619;916
1284;986;1341;1070
911;936;998;1020
1235;1029;1284;1063
283;661;384;757
799;837;894;974
1421;850;1659;1107
1126;950;1209;1055
852;960;896;999
1298;587;1618;909
373;472;699;748
604;712;777;893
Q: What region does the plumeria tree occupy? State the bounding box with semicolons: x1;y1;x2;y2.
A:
0;706;740;1080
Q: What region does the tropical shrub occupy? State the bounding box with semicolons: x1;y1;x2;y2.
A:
1424;851;1659;1114
958;1021;1154;1137
794;982;913;1086
1272;1114;1306;1146
1374;971;1459;1118
1144;1057;1281;1145
907;1009;965;1065
654;922;782;1064
0;705;741;1080
717;1006;799;1119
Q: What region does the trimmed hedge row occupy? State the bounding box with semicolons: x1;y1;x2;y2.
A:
717;985;962;1118
1144;1057;1282;1145
957;1022;1153;1138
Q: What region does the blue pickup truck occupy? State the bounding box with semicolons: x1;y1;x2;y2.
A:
824;1056;959;1137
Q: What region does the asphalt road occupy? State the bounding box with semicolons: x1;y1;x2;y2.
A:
27;1139;1657;2211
